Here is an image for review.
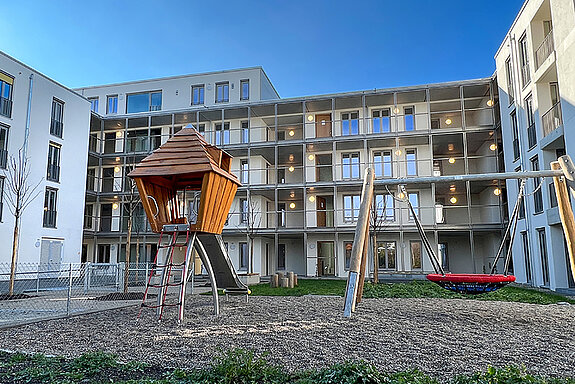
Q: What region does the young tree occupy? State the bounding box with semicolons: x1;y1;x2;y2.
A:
121;162;142;294
3;149;42;295
369;194;389;284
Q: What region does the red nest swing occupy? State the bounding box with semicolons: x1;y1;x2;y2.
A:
403;181;525;295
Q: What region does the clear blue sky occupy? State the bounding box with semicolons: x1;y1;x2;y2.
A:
1;0;524;98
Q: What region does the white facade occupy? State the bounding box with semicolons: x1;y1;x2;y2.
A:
495;0;575;291
0;51;91;267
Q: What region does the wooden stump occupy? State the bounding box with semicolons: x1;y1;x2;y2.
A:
270;274;279;288
277;272;284;281
288;272;295;288
280;277;289;288
294;274;298;286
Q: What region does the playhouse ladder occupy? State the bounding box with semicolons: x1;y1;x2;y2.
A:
138;224;196;321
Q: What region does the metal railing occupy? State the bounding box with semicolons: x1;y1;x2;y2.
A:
536;30;554;70
0;97;11;118
542;102;562;137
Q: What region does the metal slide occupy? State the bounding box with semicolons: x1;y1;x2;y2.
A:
195;233;249;295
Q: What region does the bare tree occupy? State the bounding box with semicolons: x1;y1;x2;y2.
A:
369;194;390;284
121;162;142;294
3;149;42;295
236;197;261;274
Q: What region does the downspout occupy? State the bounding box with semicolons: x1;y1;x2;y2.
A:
23;73;34;158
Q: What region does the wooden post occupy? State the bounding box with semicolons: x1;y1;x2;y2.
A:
552;160;575;283
270;273;279;288
344;168;375;317
356;230;370;304
280;277;289;288
288;272;295;288
294;273;298;287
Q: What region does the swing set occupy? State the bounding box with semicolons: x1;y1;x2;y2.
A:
344;156;575;317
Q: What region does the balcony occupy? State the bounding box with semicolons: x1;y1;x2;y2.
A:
0;97;12;118
542;102;562;137
535;30;554;70
50;119;63;138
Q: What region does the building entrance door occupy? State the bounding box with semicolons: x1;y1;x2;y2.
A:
315;114;332;138
317;241;335;276
317;197;327;227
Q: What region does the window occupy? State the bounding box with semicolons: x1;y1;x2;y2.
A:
538;228;550;286
374;194;394;221
50;99;64;138
372;109;390;133
278;244;286;270
126;91;162;113
378;241;396;270
46;142;61;182
0;123;8;169
505;58;514;105
404;106;415;131
406;149;417;176
0;71;13;118
343;195;361;222
511;110;520;161
411;241;422;269
531;156;543;213
344;242;353;270
88;97;99;113
107;95;118;114
216;82;229;103
278;203;286;227
84;204;93;229
241;121;249;143
519;33;530;86
239;242;248;270
521;231;532;283
408;192;419;220
516;168;525;219
341;111;359;136
43;188;58;228
192;85;204;105
240;160;249;184
215;122;230;145
373;151;392;178
240;198;248;223
0;176;4;221
342;152;360;179
525;96;536;149
196;123;205;136
240;80;249;100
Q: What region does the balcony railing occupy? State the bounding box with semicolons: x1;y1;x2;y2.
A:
513;138;520;161
50;119;63;138
0;97;12;118
535;30;554;70
0;148;7;169
542;102;562;137
527;123;537;149
521;64;531;87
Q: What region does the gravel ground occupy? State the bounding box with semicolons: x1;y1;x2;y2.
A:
0;295;573;377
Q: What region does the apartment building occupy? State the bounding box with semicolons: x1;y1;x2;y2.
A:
0;51;91;266
495;0;575;292
78;71;505;279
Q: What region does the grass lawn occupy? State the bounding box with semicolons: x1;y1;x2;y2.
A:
248;279;575;305
1;349;574;384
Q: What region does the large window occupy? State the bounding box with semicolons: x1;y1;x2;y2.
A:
342;111;359;136
538;228;550;286
46;142;61;182
505;58;514;105
525;96;537;149
107;95;118;114
373;151;392;178
374;193;394;221
43;187;58;228
408;192;419;220
0;72;13;118
378;241;396;270
521;231;532;283
240;198;248;223
519;33;530;86
342;152;360;179
126;91;162;113
241;121;249;143
216;82;229;103
372;108;390;133
531;156;543;213
240;160;249;184
215;122;230;145
406;149;417;176
411;241;422;269
84;204;93;229
50;99;64;138
192;85;204;105
343;195;361;222
239;242;248;270
88;97;99;113
0;123;8;169
278;244;286;270
240;80;249;101
404;106;415;131
511;110;520;161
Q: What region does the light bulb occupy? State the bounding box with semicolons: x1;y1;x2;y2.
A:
289;202;296;209
487;99;494;107
288;166;295;172
393;106;400;114
490;143;497;151
395;149;402;156
112;203;119;210
309;196;315;202
116;131;122;138
289;130;295;136
114;166;120;173
289;154;294;161
398;192;405;199
307;115;314;122
115;157;120;162
308;154;315;161
448;157;456;164
449;196;457;204
494;188;501;196
449;185;456;192
445;118;452;125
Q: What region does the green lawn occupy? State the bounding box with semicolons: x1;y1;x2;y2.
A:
248;279;575;305
1;349;574;384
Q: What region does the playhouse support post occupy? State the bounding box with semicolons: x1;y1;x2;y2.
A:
553;159;575;283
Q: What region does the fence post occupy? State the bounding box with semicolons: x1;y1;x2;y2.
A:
36;264;41;293
66;263;73;316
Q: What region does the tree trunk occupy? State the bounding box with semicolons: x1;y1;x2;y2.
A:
135;235;140;284
373;233;379;284
124;216;132;294
9;217;19;296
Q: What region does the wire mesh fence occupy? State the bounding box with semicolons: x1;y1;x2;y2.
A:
0;262;152;327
